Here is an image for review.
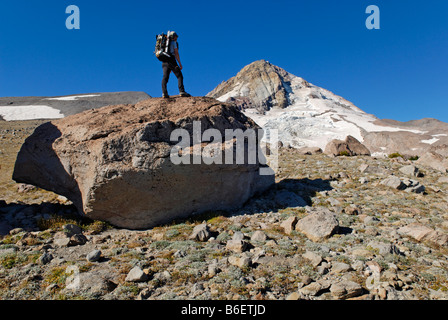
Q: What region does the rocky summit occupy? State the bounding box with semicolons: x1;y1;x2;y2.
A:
12;97;274;229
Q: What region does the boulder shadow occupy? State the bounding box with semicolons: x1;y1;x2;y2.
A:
12;122;83;213
223;177;335;219
0;201;80;236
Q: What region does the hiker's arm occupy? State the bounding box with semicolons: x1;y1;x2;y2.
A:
174;48;182;70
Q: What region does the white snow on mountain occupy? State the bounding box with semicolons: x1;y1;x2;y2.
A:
0;105;64;121
44;94;101;101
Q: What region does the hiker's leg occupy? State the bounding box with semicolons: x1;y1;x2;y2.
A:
161;62;171;96
172;66;185;94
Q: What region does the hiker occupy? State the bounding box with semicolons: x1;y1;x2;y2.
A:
161;31;191;98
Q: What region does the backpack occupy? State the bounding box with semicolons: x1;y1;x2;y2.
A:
154;31;172;62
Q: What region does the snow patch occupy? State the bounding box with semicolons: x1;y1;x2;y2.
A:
45;94;101;101
432;134;448;137
421;137;439;145
0;105;64;121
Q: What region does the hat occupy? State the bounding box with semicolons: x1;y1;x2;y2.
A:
169;31;178;38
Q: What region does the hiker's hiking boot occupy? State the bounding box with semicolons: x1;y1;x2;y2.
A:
162;94;170;99
179;92;191;97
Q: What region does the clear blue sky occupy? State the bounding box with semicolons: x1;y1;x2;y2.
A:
0;0;447;122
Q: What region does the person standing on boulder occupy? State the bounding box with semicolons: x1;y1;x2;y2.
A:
162;31;191;98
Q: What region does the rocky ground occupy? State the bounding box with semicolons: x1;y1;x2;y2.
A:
1;121;448;300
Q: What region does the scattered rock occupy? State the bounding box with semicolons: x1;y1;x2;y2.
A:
65;268;117;296
416;151;448;173
280;216;298;235
302;251;322;267
125;266;148;282
70;234;87;246
228;255;252;268
330;262;352;274
53;237;71;247
38;252;53;265
297;147;323;155
380;176;406;190
226;239;248;253
324;135;371;157
86;250;102;262
367;241;401;256
286;292;301;300
399;165;423;177
330;281;363;299
250;230;267;242
380;176;425;193
398;223;448;247
295;209;339;242
299;282;323;296
63;224;83;237
189;223;211;242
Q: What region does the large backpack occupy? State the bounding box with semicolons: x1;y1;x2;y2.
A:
154;31;173;62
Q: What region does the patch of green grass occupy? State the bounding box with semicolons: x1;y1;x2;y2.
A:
388;152;404;159
0;252;39;269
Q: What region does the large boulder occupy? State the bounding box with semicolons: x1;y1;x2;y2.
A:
324;135;371;157
416;151;448;173
13;97;274;229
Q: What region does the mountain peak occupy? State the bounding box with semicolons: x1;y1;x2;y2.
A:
207;60;298;111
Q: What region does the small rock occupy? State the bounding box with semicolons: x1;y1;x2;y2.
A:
345;205;361;215
125;266;148;282
286;292;301;300
380;176;406;190
208;264;220;277
137;288;152;300
299;282;323;296
301;275;313;286
366;261;382;274
399;165;423;177
232;231;245;241
86;249;102;262
53;237;71;247
189;223;211;242
226;239;248;253
280;216;298;235
302;251;323;267
295;209;339;242
251;230;267;242
70;234;87;246
228;255;252;268
330;262;352;274
398;223;448;246
63;224;83;237
9;228;24;235
38;252;53;265
330;281;363;299
359;177;369;184
368;241;400;256
153;270;171;282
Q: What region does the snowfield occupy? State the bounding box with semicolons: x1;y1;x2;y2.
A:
0;105;64;121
